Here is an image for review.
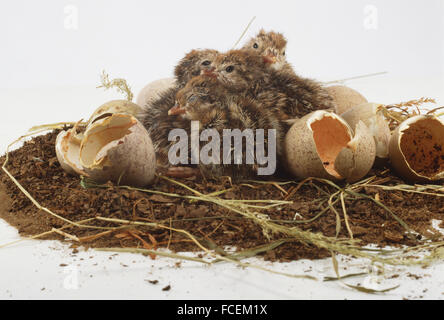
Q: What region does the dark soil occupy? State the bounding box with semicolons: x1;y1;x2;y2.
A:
1;130;443;262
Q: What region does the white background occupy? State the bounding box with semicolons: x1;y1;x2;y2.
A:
1;0;444;88
1;0;444;300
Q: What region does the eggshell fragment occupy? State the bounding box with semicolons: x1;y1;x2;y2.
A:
340;103;391;159
389;115;444;182
334;121;377;182
136;78;176;107
284;110;376;182
79;114;156;187
55;129;87;176
326;85;368;115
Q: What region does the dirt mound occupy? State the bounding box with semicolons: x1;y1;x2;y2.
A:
1;130;443;262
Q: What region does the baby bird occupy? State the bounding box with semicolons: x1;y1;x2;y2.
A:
207;49;267;94
174;49;220;87
207;50;335;121
241;30;336;116
169;75;284;180
242;29;294;74
138;49;220;164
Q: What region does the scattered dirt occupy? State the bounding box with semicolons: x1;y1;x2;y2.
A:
146;280;159;285
162;285;171;291
0;130;443;262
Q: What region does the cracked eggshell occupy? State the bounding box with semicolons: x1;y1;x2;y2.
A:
87;100;142;127
79;114;156;187
334;121;376;182
326;85;368;115
55;129;88;176
389;115;444;183
136;78;177;108
284;110;376;182
340;103;391;159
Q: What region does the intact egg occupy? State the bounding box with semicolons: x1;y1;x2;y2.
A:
136;78;176;107
326;85;368;115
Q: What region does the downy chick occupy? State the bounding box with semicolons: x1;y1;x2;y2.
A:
138;49;220;164
242;29;294;74
174;49;220;87
208;50;335;121
169;75;283;180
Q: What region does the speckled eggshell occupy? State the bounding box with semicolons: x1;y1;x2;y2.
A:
87;100;142;128
80;114;156;187
389;115;444;183
340;103;391;159
335;121;376;183
284;111;349;181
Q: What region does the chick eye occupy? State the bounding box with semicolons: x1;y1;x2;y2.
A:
253;43;259;49
201;60;211;66
188;95;198;103
282;51;286;56
225;66;235;73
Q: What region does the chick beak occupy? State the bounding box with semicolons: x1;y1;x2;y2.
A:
168;103;186;116
263;54;277;64
202;67;217;78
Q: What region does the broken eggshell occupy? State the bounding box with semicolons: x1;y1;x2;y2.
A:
340;102;391;159
135;78;176;108
55;129;87;176
284;110;376;182
79;114;156;187
389;115;444;183
326;85;368;115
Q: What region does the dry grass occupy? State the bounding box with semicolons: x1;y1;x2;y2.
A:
381;97;441;129
97;70;134;102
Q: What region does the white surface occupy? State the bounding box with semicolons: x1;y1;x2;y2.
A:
1;218;444;300
1;0;444;300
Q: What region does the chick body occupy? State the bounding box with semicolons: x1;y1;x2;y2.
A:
211;50;335;123
173;76;284;180
138;49;220;165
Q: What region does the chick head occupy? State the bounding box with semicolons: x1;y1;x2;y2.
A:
169;76;225;125
242;29;287;71
174;49;220;85
208;50;265;92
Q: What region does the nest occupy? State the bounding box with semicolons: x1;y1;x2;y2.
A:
1;74;444;293
1;105;444;293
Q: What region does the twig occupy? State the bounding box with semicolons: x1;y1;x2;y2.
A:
232;16;256;50
324;71;388;85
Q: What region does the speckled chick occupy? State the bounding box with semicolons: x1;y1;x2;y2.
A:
242;29;294;75
170;75;284;180
209;50;335;122
138;49;220;165
174;49;220;87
